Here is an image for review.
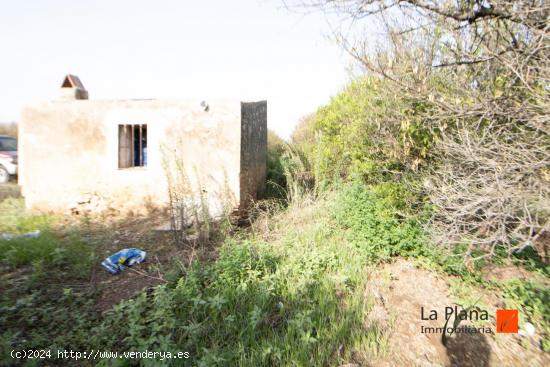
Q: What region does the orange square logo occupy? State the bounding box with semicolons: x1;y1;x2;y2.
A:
496;309;518;333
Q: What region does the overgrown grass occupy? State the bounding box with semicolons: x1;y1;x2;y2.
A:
0;199;99;363
78;181;440;365
85;195;388;366
0;231;95;274
0;198;54;234
1;178;549;365
0;198;94;274
0;189;394;366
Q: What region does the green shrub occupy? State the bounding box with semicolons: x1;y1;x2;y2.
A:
265;130;287;199
334;182;429;262
299;77;437;185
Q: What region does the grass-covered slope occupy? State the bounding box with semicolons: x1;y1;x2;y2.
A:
2;182;548;366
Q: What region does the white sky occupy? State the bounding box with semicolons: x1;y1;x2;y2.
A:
0;0;352;138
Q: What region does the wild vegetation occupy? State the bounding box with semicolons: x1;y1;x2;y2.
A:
1;0;549;365
1;171;548;365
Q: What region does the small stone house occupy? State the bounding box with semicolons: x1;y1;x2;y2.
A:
19;75;267;216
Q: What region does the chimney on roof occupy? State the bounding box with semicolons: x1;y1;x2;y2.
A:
59;74;88;100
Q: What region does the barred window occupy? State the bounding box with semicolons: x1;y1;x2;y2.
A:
118;124;147;168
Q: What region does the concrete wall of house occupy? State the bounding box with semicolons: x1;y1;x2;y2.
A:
239;101;267;208
19;99;244;216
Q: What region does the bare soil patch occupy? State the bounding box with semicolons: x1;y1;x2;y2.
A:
70;212;221;312
362;259;549;367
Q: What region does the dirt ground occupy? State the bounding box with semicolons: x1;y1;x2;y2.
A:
361;259;549;367
66;211;221;312
0;185;225;314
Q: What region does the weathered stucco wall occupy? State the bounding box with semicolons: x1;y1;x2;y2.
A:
19;99;246;215
240;101;267;208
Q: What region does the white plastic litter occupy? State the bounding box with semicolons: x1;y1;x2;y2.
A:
518;322;536;337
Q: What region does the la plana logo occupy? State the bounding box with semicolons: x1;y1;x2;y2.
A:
496;309;518;333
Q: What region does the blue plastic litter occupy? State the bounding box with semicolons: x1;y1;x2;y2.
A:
101;248;146;274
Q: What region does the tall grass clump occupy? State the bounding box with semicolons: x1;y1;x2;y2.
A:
280;146;316;206
161;144;194;246
161;143;217;246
